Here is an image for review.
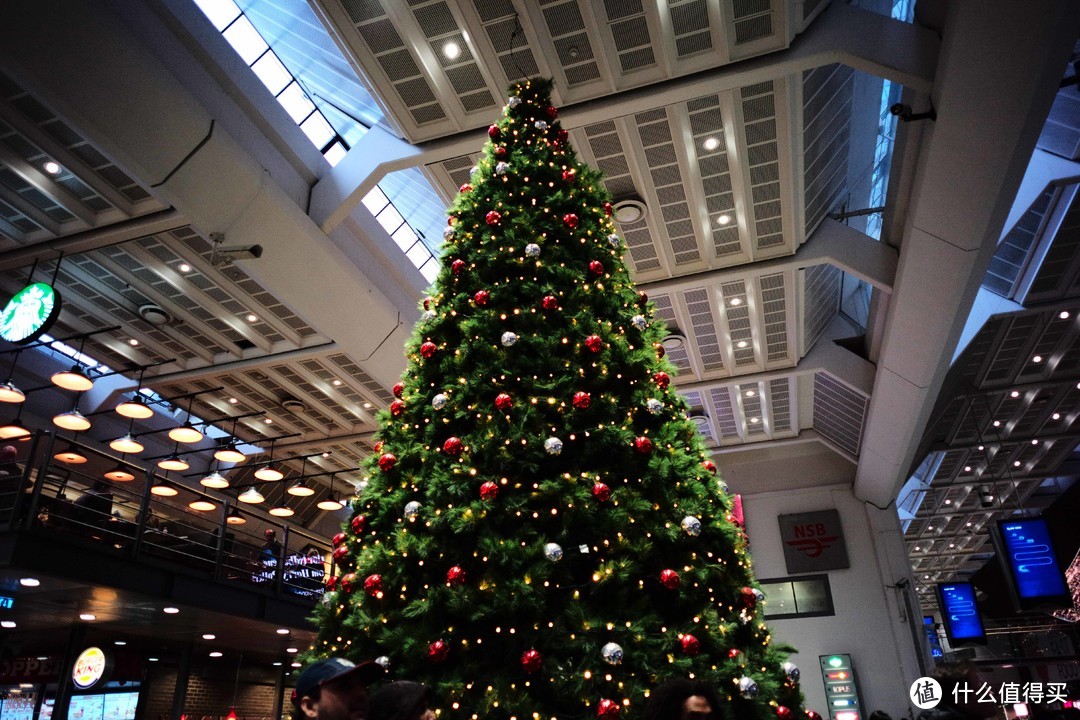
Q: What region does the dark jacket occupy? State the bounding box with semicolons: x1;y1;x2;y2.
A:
369;681;431;720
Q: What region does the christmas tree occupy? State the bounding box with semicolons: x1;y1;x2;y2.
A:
309;78;804;720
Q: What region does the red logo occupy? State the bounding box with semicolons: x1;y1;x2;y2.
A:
785;536;839;558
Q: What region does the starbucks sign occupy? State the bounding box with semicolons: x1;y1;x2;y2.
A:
0;282;61;344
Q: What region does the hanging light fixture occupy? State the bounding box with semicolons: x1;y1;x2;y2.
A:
54;444;88;464
150;478;178;497
225;507;246;525
53;405;91;432
157;444;189;472
215;442;245;463
237;486;265;504
287;457;314;496
109;433;144;454
316;474;344;511
0;409;30;440
169;395;204;444
51;364;93;392
116;395;154;419
253;439;283;481
201;470;229;490
269;475;294;517
0;350;26;403
188;498;217;512
104;465;136;482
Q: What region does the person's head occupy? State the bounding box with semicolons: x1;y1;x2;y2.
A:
369;681;434;720
292;658;384;720
0;445;18;463
931;662;996;719
92;480;109;493
265;529;277;541
643;679;723;720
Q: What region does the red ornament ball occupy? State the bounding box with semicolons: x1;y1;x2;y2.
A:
364;574;382;596
541;295;559;311
588;260;604;277
562;169;576;182
680;635;701;656
428;640;449;663
637;291;649;307
350;515;366;534
373;441;384;453
332;532;346;548
487;125;500;139
390;399;405;417
420;341;437;359
702;460;717;475
777;708;793;720
659;568;680;590
442;437;464;457
332;545;349;563
495;146;507;158
378;453;397;472
459;183;472;193
572;391;591;409
446;566;466;586
596;699;620;718
546;106;558;119
447;216;455;226
655;343;666;359
653;371;670;389
556;129;569;145
633;436;653;455
473;290;490;306
604;202;613;216
392;382;404;398
479;481;499;501
325;575;338;592
494;393;513;411
584;335;603;353
728;648;742;660
805;712;824;720
591;482;611;502
740;586;758;609
521;649;542;674
340;573;357;593
486;210;502;226
563;213;579;228
451;259;466;275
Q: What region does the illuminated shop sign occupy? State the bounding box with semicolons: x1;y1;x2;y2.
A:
0;282;61;344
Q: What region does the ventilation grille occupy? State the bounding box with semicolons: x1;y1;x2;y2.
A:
813;372;868;456
982;314;1040;384
409;2;496;114
731;0;774;44
669;0;712;58
758;272;788;362
651;294;692;373
1025;184;1080;303
802;263;841;351
543;1;601;87
437;154;484;189
720;281;754;366
328;353;394;403
685;94;741;259
740;382;766;435
682;288;724;372
475;0;541;83
740;81;784;250
803;64;854;236
769;377;791;431
604;2;656;73
984;185;1055;298
710;386;741;439
635;109;700;265
1037;85;1080;160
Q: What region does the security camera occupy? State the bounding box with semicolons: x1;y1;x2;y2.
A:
890;103;937;123
889;103;907;117
978;486;995;508
218;244;263;260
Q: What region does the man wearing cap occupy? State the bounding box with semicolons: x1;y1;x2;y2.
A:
293;658;385;720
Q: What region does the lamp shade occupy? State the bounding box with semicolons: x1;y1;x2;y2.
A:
0;382;25;403
200;471;229;489
168;424;204;444
214;443;246;463
268;505;294;517
237;486;265;504
226;508;246;525
115;397;154;419
0;420;30;440
54;446;88;464
53;410;91;432
150;480;178;497
51;365;93;392
157;455;189;472
317;494;344;511
254;465;284;482
104;466;136;482
287;481;315;497
109;434;144;454
188;499;217;512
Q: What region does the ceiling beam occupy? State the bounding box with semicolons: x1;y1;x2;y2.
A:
0;142;97;225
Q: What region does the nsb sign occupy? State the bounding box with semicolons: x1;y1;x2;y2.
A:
777;509;850;573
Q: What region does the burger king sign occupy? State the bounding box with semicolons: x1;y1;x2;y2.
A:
72;647;109;689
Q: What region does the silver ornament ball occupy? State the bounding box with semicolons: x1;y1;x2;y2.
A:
646;398;663;415
432;393;448;410
495;161;510;175
601;642;624;665
403;501;421;520
782;661;800;682
375;656;391;669
753;587;765;604
738;677;758;699
631;315;647;330
422;310;437;321
718;480;730;495
544;437;563;455
443;226;455;241
607;233;621;248
543;542;563;561
681;515;702;537
501;331;518;347
525;243;541;257
534;120;549;130
508;95;521;108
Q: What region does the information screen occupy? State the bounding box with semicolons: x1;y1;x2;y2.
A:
937;582;986;645
996;518;1069;610
923;616;943;658
66;692;139;720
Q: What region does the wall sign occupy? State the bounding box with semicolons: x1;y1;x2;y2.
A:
0;282;61;344
778;509;849;573
72;646;110;689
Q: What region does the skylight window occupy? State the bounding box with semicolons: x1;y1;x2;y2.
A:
222;16;266;64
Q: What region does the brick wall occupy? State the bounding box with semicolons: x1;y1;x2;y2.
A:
139;666;287;720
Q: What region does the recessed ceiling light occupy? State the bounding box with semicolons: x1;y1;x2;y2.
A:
978;445;984;451
992;420;1001;427
703;137;719;151
749;417;760;424
363;402;373;408
43;161;61;175
114;641;126;646
1013;460;1021;467
286;647;299;654
19;578;39;587
1031;439;1038;445
745;390;756;397
273;662;282;666
209;651;223;658
291;662;302;668
1033;355;1043;363
1059;311;1070;320
229;397;238;404
263;417;273;424
163;607;180;614
442;41;461;60
924;575;929;580
944;499;952;505
915;547;920;551
333;380;343;386
149;657;159;662
0;621;15;628
179;263;192;273
276;628;290;635
729;298;741;306
949;544;955;549
128;338;139;346
963;466;971;472
928;526;934;531
79;613;96;621
1010;390;1019;398
736;340;748;349
203;634;216;640
717;214;732;225
246;314;258;323
1052;413;1061;420
965;522;972;527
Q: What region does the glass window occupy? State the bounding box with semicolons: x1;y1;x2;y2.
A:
323;141;348;167
362;187;389;216
792;579;831;614
376;204;405;236
192;0;241;30
222;15;267;65
419;257;440;284
299;111;335;150
276;82;315;123
405;241;430;268
251;51;292;96
392;224;418;252
759;575;834;619
762;580;797;615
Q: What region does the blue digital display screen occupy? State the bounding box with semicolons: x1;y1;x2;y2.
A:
923;616;943;658
998;518;1068;603
938;582;986;644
